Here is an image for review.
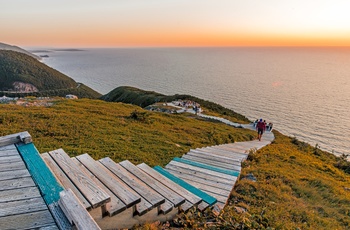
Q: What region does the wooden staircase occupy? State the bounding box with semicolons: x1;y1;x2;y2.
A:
41;137;274;229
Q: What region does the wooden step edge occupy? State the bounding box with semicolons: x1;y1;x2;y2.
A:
154;166;217;206
99;158;165;208
119;160;185;209
71;157;127;217
137;163;197;206
75;153;141;209
173;157;240;177
48;150;111;209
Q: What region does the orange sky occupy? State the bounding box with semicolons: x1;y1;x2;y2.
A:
1;0;350;47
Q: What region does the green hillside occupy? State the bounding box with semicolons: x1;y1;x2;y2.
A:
0;98;349;229
0;50;101;98
101;86;250;123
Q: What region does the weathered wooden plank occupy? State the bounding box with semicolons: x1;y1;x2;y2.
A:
59;189;101;230
0;186;40;202
173;158;240;177
177;178;231;197
191;149;244;162
165;165;235;187
195;148;247;159
182;154;241;171
0;210;56;230
197;201;210;211
100;158;164;212
0;144;17;151
120;160;184;209
75;153;140;208
71;157;126;216
49;149;110;208
0;197;48;217
41;153;91;210
165;168;234;191
0;160;26;173
188;150;241;166
209;147;249;155
167;161;237;181
180;201;193;212
0;169;30;181
0;149;19;157
17;143;64;205
0;131;31;147
137;163;202;206
40;225;60;230
154;166;217;206
0;177;35;191
201;190;228;204
47;202;72;230
0;153;21;163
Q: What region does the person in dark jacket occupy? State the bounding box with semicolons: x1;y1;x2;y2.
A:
256;118;266;141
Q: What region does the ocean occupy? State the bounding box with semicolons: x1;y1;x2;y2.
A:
39;47;350;157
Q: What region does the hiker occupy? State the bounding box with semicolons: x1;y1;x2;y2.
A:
256;118;266;141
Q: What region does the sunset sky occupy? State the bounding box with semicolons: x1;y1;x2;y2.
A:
2;0;350;47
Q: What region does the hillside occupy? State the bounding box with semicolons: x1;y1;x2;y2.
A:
0;98;349;229
102;86;250;123
0;50;101;98
0;42;40;60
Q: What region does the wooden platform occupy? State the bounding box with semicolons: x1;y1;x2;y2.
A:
0;144;58;230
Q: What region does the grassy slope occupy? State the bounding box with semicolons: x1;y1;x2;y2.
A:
0;50;101;98
101;86;250;123
0;99;255;166
1;99;349;229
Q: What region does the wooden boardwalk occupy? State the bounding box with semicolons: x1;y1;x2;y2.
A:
0;143;59;230
0;115;275;229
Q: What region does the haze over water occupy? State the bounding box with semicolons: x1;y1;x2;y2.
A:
42;47;350;157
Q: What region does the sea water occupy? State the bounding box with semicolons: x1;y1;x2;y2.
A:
39;47;350;157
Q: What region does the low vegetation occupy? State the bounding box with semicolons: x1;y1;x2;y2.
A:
101;86;249;123
0;98;254;166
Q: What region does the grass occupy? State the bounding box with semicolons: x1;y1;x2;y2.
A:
0;98;255;167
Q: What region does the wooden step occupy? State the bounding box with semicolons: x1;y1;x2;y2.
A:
75;154;140;209
119;160;185;214
99;158;165;215
48;149;110;208
165;165;235;188
154;166;217;206
166;161;237;182
199;147;248;158
71;157;126;216
187;150;241;166
171;173;231;198
164;167;234;191
181;154;241;171
190;149;244;162
137;163;202;210
42;153;91;210
172;157;240;177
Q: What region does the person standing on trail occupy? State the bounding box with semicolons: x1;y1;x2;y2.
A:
256;118;266;141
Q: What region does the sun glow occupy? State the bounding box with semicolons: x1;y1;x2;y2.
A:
1;0;350;47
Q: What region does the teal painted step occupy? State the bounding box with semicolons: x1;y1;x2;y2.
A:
173;157;240;177
154;166;217;206
16;143;64;204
